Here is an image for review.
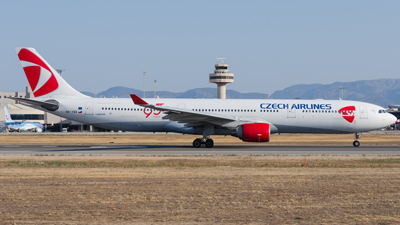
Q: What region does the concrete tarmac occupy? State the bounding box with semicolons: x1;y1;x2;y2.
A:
0;145;399;155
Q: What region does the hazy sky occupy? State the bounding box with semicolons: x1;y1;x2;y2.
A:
1;1;399;95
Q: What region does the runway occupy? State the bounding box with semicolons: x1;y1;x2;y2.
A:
0;145;399;155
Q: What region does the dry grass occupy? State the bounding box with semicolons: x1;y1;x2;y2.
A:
1;155;400;224
1;133;399;224
0;133;400;145
2;155;400;168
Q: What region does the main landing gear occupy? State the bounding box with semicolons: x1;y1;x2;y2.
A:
193;138;214;148
353;132;361;147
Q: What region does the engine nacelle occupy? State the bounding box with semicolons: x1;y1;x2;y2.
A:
235;123;270;142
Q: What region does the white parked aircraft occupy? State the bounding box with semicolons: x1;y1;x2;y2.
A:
3;106;43;132
11;48;396;147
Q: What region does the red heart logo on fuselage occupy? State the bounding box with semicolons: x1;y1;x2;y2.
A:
339;106;356;123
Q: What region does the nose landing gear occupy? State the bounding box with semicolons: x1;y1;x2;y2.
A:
353;132;361;147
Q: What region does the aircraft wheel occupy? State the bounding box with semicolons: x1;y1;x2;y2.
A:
205;139;214;148
193;138;202;148
353;140;360;147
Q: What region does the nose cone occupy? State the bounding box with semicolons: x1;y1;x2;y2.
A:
388;113;398;125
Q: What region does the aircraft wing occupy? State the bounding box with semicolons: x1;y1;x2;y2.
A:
389;105;400;109
0;126;7;133
130;94;265;128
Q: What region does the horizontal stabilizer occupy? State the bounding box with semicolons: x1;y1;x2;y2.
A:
8;97;59;111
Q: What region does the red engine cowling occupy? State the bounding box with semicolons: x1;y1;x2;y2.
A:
236;123;270;142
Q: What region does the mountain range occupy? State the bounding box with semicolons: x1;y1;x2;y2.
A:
81;78;400;107
81;87;270;100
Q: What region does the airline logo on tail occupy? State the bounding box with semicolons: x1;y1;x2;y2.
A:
4;106;15;123
17;48;59;97
339;106;356;123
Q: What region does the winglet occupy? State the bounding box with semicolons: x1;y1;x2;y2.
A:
130;94;149;105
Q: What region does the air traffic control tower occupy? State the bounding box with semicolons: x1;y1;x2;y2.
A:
209;58;234;99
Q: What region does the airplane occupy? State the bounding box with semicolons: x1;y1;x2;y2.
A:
3;106;43;132
10;48;397;147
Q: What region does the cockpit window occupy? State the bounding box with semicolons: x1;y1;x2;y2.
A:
378;109;387;113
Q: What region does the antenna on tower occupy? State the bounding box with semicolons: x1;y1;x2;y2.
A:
216;58;226;64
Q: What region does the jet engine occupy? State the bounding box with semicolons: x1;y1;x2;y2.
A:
234;123;270;142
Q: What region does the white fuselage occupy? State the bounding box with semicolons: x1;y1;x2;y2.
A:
6;122;43;132
32;97;396;135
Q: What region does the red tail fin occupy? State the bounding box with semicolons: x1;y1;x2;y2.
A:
15;48;89;98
